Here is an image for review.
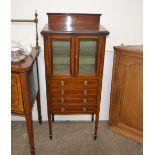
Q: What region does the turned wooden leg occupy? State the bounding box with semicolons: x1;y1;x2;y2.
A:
36;91;42;124
91;114;94;122
52;114;55;122
94;113;99;140
25;114;35;155
48;114;52;140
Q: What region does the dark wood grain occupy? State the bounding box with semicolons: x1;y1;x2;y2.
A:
109;45;143;143
47;13;101;27
41;13;109;140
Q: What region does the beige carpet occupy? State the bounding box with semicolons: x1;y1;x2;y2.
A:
11;121;142;155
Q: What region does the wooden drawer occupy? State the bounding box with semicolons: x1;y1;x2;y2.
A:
52;105;96;114
51;97;97;104
49;79;98;88
50;89;97;97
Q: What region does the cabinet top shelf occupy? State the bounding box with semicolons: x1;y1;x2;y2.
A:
41;13;109;35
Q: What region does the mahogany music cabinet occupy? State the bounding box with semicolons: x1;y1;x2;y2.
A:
41;13;109;140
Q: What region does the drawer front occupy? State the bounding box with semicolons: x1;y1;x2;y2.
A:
52;106;96;114
51;89;97;97
49;79;98;88
51;97;97;104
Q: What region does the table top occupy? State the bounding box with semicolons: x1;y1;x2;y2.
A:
11;47;40;72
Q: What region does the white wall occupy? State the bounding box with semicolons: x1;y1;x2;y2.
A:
11;0;143;121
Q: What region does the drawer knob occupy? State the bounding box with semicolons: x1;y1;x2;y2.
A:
84;80;88;86
61;107;64;112
61;90;64;95
84;90;87;95
60;81;64;86
83;107;86;112
61;98;64;103
83;98;87;103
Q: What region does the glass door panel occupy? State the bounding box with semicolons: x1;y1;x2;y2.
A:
51;40;70;74
79;39;97;74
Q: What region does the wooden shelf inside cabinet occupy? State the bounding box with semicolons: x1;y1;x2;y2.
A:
41;13;109;140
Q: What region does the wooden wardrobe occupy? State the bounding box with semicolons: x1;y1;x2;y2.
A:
109;45;143;143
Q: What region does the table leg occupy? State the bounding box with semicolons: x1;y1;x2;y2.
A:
91;114;94;122
20;72;36;154
52;114;55;122
25;114;35;155
36;91;42;124
94;113;99;140
48;114;52;140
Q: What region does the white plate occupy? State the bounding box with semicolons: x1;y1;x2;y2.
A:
11;47;21;52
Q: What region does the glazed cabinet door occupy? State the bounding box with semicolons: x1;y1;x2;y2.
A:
48;36;74;76
75;36;100;76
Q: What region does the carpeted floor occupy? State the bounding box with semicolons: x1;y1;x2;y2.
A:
11;121;142;155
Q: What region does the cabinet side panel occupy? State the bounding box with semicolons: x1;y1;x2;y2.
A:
11;73;24;114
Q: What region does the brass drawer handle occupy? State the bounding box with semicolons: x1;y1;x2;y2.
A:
61;107;64;112
61;90;64;95
83;107;86;112
60;81;64;86
84;80;88;86
61;98;64;103
83;98;87;103
84;90;87;95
